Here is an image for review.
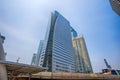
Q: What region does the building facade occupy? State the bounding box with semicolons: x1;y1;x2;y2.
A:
31;40;45;66
70;27;78;37
31;53;37;65
34;11;75;72
31;11;93;73
109;0;120;16
72;35;93;73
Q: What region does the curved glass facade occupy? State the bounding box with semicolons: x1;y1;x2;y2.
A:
42;11;75;72
31;11;93;73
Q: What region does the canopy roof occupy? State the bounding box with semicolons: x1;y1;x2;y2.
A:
0;60;46;74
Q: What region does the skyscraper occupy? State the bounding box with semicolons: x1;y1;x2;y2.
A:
71;27;78;37
31;11;93;73
72;35;93;73
31;40;45;66
109;0;120;16
31;53;37;65
40;11;75;72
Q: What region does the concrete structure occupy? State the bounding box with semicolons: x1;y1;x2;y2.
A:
31;72;120;80
7;72;120;80
72;35;93;73
0;60;46;80
0;60;46;74
42;11;75;72
0;33;8;80
109;0;120;16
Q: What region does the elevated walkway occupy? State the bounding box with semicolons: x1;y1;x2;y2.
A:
0;60;120;80
9;72;120;80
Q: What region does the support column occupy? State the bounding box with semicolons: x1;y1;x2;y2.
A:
0;33;8;80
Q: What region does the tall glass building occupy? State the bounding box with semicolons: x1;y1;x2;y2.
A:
31;53;37;65
72;35;93;73
70;27;78;37
109;0;120;16
31;40;45;66
31;11;93;73
41;11;75;72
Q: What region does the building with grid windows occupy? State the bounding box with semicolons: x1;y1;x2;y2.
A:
32;11;75;72
31;11;93;73
72;35;93;73
109;0;120;16
31;40;46;67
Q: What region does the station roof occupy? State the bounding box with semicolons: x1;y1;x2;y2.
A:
0;60;46;74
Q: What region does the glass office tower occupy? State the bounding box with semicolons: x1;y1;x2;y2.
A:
31;11;93;73
31;40;45;67
109;0;120;16
42;11;75;72
72;35;93;73
31;53;37;65
35;40;45;66
71;27;78;37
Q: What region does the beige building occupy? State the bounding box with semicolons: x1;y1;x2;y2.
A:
72;35;93;73
109;0;120;16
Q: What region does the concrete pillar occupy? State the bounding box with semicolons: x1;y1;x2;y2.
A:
0;33;8;80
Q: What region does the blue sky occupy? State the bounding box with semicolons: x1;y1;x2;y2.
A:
0;0;120;72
